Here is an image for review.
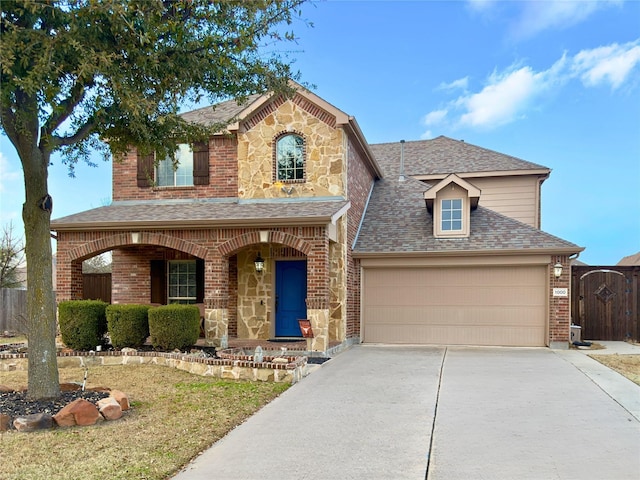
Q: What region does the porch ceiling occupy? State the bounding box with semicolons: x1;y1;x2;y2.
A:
51;198;350;231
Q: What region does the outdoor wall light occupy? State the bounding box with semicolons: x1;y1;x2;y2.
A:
553;263;563;278
254;254;265;273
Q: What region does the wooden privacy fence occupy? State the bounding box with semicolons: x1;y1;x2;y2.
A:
571;266;639;341
0;288;27;334
83;273;112;303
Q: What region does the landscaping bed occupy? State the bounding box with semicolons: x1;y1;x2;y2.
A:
0;365;289;480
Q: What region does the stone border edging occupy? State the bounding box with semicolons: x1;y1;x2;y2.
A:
1;349;308;384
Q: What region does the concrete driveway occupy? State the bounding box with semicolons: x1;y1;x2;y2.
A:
172;345;640;480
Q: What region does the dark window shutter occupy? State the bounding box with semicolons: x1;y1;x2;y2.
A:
192;141;209;185
196;259;204;303
137;151;155;188
150;260;167;304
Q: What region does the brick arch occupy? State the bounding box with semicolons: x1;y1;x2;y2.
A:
218;231;312;257
67;232;208;262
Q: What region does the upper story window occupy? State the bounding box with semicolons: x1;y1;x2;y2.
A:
156;144;194;187
441;198;463;231
275;133;305;181
137;141;209;188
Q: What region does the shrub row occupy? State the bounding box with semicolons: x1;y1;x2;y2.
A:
58;301;200;351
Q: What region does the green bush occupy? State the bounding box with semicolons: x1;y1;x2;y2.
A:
106;304;150;349
58;300;108;351
148;304;200;351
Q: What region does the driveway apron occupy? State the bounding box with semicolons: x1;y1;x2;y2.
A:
173;345;640;480
429;347;640;480
173;346;443;480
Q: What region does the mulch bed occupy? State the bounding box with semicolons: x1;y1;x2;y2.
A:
0;390;110;419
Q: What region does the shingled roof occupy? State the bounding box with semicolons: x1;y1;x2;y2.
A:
51;198;349;231
179;94;263;127
353;176;581;256
369;136;549;178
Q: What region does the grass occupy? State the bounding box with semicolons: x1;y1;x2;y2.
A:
0;365;290;480
589;354;640;386
0;334;27;345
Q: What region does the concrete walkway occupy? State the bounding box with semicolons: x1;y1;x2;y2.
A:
172;344;640;480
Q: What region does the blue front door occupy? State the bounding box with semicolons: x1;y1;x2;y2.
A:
275;260;307;337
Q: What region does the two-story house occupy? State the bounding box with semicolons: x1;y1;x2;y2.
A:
52;84;582;350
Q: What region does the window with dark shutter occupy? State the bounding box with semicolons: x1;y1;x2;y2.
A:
137;152;155;188
192;141;210;185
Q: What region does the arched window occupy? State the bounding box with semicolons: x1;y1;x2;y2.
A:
275;133;305;181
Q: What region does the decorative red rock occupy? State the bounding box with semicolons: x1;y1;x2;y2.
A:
0;413;11;431
97;396;122;420
53;398;101;427
110;390;130;411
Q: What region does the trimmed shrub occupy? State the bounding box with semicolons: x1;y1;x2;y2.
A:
148;304;200;351
58;300;108;351
106;304;150;349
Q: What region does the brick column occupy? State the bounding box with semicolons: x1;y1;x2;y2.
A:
549;255;570;349
203;255;229;347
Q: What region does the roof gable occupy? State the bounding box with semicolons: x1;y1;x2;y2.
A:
424;173;481;213
353;176;582;256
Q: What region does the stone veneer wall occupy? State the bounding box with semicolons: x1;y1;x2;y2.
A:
237;97;345;199
236;246;272;339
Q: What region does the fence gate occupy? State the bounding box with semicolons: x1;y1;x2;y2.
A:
571;266;639;341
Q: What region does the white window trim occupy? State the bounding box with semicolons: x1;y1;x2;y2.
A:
156;144;194;187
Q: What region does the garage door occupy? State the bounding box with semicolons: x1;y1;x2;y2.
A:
362;266;547;346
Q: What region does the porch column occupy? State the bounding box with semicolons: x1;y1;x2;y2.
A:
306;297;330;352
549;255;570;349
203;256;229;347
306;235;330;352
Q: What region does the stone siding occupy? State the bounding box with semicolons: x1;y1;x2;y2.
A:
237;97;345;199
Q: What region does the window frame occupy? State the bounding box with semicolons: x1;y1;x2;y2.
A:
167;260;197;304
156;144;194;187
273;132;306;183
441;198;463;232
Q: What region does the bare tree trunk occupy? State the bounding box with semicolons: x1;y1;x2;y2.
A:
22;146;60;401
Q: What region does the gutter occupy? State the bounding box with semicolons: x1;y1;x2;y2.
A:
352;246;585;259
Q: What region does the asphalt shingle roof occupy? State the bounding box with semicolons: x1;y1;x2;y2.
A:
353;177;581;255
51;198;349;230
179;94;263;127
369;136;549;179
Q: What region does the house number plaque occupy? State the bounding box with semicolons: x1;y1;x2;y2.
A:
553;288;568;297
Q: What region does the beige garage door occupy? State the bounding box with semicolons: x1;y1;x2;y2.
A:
362;266;547;346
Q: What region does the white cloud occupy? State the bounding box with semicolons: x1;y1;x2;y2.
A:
420;129;435;140
458;66;538;127
423;109;448;126
467;0;623;39
572;41;640;89
466;0;497;12
421;40;639;133
438;77;469;92
513;1;605;39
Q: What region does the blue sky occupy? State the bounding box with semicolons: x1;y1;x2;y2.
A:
1;0;639;265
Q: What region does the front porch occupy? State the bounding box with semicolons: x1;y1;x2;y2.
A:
55;224;349;353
